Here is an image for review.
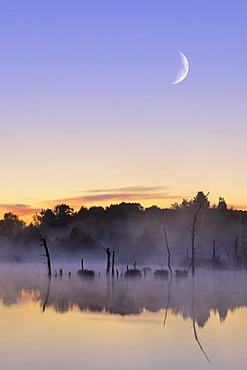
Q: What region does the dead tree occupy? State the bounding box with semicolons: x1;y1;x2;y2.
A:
111;251;115;276
40;238;52;277
163;225;172;276
190;192;210;276
103;247;111;274
212;240;219;262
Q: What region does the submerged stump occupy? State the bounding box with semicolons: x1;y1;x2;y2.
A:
124;269;142;278
154;269;169;279
77;259;95;279
175;269;188;279
124;265;142;278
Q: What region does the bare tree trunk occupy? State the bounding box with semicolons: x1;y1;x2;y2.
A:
103;247;111;274
191;218;196;276
40;238;52;277
163;225;172;276
111;251;115;276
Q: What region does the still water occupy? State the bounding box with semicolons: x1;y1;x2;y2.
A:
0;264;247;370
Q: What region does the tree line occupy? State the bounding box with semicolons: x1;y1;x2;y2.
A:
0;192;247;265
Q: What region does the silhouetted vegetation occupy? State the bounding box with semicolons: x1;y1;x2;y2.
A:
77;258;95;278
189;192;210;275
124;264;142;278
154;269;169;279
40;238;52;277
1;192;247;268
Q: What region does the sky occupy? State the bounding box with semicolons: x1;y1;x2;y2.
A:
0;0;247;222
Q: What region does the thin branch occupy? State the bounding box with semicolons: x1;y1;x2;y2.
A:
163;225;173;276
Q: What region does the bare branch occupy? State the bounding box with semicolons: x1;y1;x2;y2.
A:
163;225;173;276
40;237;52;277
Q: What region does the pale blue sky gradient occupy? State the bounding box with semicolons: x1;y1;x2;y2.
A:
0;0;246;219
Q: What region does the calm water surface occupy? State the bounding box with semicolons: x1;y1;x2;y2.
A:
0;264;247;370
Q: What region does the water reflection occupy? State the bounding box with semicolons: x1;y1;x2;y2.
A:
42;277;51;312
1;266;247;325
1;266;247;369
163;274;172;327
192;277;211;363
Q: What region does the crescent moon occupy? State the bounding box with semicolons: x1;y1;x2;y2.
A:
171;51;189;85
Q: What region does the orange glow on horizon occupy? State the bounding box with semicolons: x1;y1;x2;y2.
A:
0;193;188;224
0;193;246;225
0;196;247;225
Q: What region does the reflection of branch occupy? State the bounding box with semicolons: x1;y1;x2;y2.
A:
163;275;172;327
192;278;211;363
192;317;211;363
42;277;51;313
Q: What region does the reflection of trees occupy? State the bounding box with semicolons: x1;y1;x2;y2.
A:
2;270;247;326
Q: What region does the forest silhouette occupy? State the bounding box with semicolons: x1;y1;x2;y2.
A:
0;191;247;266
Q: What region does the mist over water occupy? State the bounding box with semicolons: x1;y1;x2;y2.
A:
2;196;247;369
1;262;247;369
1;263;247;321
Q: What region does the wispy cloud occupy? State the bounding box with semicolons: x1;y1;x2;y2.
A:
45;186;188;208
0;204;40;217
0;186;188;222
80;186;168;194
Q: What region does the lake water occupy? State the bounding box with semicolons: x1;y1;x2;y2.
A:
1;264;247;370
